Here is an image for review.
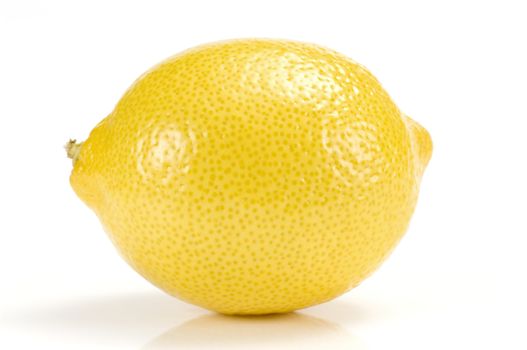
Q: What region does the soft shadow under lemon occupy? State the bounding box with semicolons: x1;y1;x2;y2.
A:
142;312;366;350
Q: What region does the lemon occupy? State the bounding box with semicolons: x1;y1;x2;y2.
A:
67;39;432;315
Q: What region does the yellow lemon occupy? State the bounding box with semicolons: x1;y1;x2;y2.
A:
67;39;432;315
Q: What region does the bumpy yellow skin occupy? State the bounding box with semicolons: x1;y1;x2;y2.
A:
70;39;432;315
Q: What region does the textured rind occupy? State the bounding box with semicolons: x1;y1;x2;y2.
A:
70;39;432;315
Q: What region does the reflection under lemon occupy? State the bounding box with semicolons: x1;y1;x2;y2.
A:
142;311;366;350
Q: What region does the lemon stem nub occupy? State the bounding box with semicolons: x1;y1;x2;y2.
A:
65;139;83;163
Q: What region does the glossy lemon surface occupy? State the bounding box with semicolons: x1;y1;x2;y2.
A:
69;39;432;315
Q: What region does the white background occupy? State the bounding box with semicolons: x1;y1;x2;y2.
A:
1;1;526;349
